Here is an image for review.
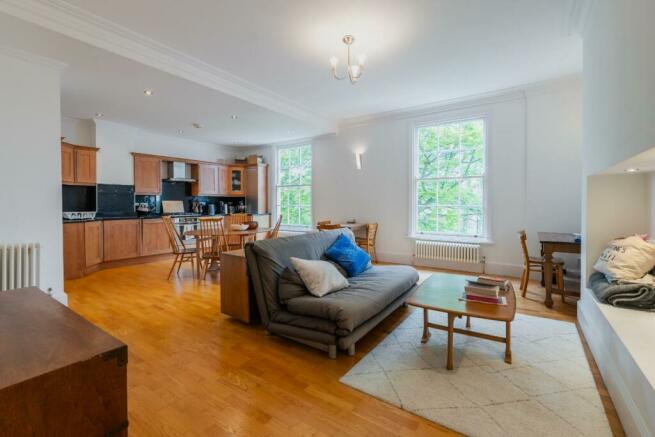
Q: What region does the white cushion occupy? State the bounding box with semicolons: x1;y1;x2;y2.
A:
290;257;348;297
594;235;655;282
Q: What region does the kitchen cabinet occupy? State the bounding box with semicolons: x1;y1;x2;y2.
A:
61;144;75;184
84;221;103;267
63;222;85;280
141;219;172;256
61;142;98;186
227;166;246;196
134;154;161;195
192;163;228;196
245;164;268;214
103;220;141;261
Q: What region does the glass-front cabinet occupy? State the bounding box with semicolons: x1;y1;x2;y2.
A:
228;166;245;195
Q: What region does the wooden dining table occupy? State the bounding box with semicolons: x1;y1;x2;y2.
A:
538;232;581;308
185;228;269;249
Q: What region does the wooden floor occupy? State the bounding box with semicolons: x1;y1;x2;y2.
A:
65;260;624;436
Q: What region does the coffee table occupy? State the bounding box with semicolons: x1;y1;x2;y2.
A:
406;273;516;370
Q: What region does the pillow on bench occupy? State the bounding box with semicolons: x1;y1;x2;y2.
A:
594;235;655;282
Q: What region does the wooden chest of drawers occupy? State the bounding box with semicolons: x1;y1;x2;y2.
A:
0;288;128;436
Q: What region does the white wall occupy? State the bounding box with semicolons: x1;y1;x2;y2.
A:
61;116;95;146
583;0;655;176
0;51;66;303
61;119;238;185
263;77;582;277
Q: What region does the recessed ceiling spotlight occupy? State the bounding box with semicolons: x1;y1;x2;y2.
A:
192;123;202;129
95;112;103;118
143;89;154;96
625;168;640;173
177;129;184;134
230;115;238;120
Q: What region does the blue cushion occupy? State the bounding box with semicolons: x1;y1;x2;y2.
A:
325;234;371;277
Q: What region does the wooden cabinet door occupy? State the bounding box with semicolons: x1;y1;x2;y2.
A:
61;144;76;184
103;220;141;261
227;167;245;195
75;148;97;185
63;223;85;279
217;165;228;195
141;219;172;256
84;221;103;267
134;155;161;195
193;164;219;196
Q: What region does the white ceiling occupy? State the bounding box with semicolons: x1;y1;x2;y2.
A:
0;0;582;146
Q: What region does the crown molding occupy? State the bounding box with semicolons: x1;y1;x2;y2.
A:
337;74;582;130
0;0;335;132
0;44;67;71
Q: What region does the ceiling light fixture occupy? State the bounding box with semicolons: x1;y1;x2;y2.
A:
230;115;238;120
177;129;184;134
192;123;202;129
625;168;639;173
330;35;365;84
143;89;154;96
95;112;103;118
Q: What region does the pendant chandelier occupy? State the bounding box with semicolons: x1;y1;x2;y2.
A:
329;35;366;84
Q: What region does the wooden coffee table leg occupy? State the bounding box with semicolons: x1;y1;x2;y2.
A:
421;308;431;343
447;313;455;370
504;321;512;364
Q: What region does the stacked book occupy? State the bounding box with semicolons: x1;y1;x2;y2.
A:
462;275;509;305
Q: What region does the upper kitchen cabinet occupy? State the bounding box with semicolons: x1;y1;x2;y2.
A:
227;166;246;196
61;142;98;186
133;154;161;195
192;163;227;196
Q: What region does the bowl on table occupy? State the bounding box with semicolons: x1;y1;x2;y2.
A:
230;223;250;231
246;221;259;230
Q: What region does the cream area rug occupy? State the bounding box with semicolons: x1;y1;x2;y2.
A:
340;310;612;437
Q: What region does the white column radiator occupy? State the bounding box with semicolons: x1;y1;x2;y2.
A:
0;243;40;291
415;240;480;264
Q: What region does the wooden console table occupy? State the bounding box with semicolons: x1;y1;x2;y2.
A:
0;288;128;435
220;249;258;323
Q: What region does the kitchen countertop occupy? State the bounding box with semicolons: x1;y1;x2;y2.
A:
63;212;270;223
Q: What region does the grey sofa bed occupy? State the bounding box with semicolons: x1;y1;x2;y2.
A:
244;228;419;358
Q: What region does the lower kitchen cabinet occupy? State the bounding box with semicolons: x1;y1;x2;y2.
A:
84;221;103;267
141;219;172;256
63;223;85;280
103;220;141;262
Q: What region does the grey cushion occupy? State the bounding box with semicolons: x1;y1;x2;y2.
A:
286;265;419;334
249;229;353;316
278;267;307;303
270;310;337;334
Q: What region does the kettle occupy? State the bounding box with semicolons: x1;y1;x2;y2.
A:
207;204;216;216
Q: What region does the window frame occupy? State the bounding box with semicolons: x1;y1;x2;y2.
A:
274;143;313;232
409;114;492;243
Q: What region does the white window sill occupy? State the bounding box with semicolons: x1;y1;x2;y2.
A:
409;234;494;245
280;227;311;234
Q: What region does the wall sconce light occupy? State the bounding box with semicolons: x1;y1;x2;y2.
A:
355;152;363;170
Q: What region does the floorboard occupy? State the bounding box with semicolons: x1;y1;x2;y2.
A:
64;260;624;436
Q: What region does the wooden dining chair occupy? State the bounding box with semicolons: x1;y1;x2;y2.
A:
266;215;282;239
224;213;253;249
356;223;379;262
197;217;228;280
162;216;196;279
518;230;564;298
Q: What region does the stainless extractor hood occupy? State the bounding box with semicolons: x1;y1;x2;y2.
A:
164;161;196;182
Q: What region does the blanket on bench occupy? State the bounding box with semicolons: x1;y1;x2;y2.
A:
588;271;655;311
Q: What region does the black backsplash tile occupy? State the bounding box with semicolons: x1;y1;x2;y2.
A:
62;185;96;212
97;184;136;217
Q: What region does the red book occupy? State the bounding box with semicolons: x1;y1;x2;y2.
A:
460;293;507;305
